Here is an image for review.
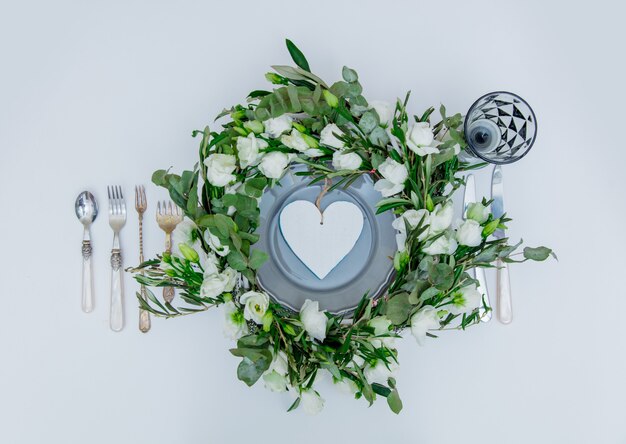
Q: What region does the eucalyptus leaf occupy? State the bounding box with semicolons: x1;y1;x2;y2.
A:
523;246;555;261
384;292;412;325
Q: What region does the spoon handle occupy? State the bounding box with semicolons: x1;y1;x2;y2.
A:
81;233;94;313
110;238;124;332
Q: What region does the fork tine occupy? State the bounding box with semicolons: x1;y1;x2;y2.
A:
108;186;113;214
157;200;161;216
134;185;138;205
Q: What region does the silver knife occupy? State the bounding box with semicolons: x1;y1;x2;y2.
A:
491;166;512;324
463;174;491;322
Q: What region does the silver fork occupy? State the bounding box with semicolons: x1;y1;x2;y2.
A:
108;185;127;332
156;201;183;303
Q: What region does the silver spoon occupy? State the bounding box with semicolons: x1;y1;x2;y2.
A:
75;191;98;313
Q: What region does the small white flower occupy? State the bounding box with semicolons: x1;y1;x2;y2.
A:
263;350;289;393
369;100;393;127
332;151;362;170
258;151;293;179
300;299;327;342
200;271;230;299
429;202;454;234
204;231;230;257
171;218;201;257
422;233;458;255
374;158;408;197
368;316;395;348
320;123;345;149
448;284;482;315
407;122;434;147
410;305;440;345
222;301;248;340
392;209;430;236
263;115;292;138
204;153;237;187
236;133;268;168
364;359;398;386
239;291;270;324
456;219;483;247
300;389;325;415
466;201;490;223
280;129;309;152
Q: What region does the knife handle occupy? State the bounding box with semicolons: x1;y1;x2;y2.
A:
475;266;491;322
496;258;512;324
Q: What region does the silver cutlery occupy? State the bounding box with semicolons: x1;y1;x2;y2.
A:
156;201;183;303
135;185;151;333
108;185;127;332
463;175;491;322
491;166;512;324
75;191;98;313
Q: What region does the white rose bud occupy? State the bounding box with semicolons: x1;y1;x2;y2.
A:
466;201;490;223
363;359;398;386
204;154;237;187
204;231;230;257
262;350;289;393
239;291;270;324
300;389;325;415
429;202;454;233
332;151;362;170
280;129;309;152
456;219;483;247
300;299;327;342
410;305;440;345
320;123;345;149
236;133;268;168
407;122;434;146
374;158;408;197
422;234;458;256
263;115;292;138
200;272;230;299
258;151;293;179
391;209;430;241
369;100;393;127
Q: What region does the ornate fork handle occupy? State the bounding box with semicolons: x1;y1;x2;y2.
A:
110;239;124;332
81;236;94;313
163;232;175;303
138;213;151;333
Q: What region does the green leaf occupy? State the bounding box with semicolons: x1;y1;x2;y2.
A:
285;39;310;72
429;263;454;290
342;66;358;83
287;397;301;412
249;249;269;270
523;246;555;261
237;355;271;387
359;111;379;134
371;383;391;397
243;177;267;198
226;249;247;271
152;169;168;186
237;334;269;349
384;292;412;325
387;389;403;414
369;127;390;147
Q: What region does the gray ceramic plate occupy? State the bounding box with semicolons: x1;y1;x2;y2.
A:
254;166;396;315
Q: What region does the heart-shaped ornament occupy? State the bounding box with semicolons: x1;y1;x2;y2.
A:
279;200;364;279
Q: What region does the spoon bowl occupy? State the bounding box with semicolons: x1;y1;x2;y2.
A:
75;191;98;226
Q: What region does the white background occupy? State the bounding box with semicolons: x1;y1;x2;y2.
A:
1;0;625;443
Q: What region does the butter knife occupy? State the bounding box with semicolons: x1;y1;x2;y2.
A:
463;174;491;322
491;166;512;324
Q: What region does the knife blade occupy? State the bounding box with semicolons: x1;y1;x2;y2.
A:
490;165;512;324
463;174;491;322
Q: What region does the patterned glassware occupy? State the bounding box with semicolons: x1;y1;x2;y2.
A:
463;91;537;164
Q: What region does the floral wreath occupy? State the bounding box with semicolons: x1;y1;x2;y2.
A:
133;40;553;415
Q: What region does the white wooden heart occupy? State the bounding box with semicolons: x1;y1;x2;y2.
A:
279;200;364;279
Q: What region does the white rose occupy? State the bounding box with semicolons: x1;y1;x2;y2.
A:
200;272;230;299
392;209;429;235
332;151;362;170
448;284;482;315
368;316;395;348
334;377;358;395
407;122;434;147
263;350;289;393
300;389;325;415
236;133;268;168
204;153;237;187
374;158;408;197
429;202;454;233
222;301;248;340
369;100;393;127
201;251;220;276
320;123;345;149
258;151;293;179
239;291;270;324
395;232;408;252
171;217;201;258
221;267;238;292
422;233;458;255
304;148;324;158
263;115;292;138
204;231;230;257
410;305;440;345
364;359;398;386
466;201;490;223
280;129;309;152
456;219;483;247
300;299;327;342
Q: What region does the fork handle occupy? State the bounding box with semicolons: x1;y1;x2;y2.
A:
496;257;512;324
110;247;124;332
81;237;94;313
